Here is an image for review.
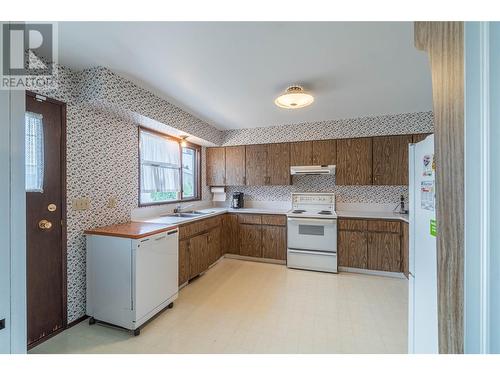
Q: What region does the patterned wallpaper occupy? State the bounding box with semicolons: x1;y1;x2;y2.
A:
77;67;224;145
220;111;434;205
34;65;214;323
222;111;433;146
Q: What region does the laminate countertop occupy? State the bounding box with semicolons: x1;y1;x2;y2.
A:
84;222;177;239
139;207;289;226
337;210;409;223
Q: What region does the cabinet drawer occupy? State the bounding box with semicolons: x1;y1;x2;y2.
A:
261;214;286;226
238;214;262;225
179;221;204;239
179;215;222;239
202;216;222;231
367;220;400;233
338;219;367;231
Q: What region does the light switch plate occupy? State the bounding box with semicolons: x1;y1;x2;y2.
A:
72;198;90;211
108;197;117;208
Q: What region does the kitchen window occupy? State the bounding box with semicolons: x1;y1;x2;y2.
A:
139;128;200;206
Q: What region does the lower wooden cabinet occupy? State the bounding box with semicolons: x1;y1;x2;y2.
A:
338;230;368;268
338;218;402;273
402;222;409;277
189;233;209;279
207;226;221;265
262;225;286;260
178;238;190;286
238;214;287;260
239;223;262;257
367;232;401;272
222;213;239;254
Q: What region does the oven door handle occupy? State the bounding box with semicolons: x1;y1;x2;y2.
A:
287;217;337;224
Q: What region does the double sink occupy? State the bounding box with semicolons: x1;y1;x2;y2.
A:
162;210;216;218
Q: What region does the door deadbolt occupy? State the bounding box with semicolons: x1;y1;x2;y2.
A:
48;203;57;212
38;219;53;230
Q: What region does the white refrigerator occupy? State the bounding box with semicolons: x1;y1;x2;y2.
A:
408;134;438;353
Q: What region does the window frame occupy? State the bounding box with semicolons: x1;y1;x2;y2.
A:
138;126;201;207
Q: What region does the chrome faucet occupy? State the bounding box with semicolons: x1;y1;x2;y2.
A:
173;203;194;213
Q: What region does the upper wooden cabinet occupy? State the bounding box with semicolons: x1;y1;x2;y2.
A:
312;139;336;165
290;141;313;166
225;146;246;186
336;137;373;185
372;135;413;185
206;133;428;187
412;133;432;143
267;142;290;185
245;144;268;186
206;147;225;186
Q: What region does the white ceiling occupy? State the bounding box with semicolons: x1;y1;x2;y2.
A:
58;22;432;130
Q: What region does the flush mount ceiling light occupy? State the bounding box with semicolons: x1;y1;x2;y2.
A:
274;85;314;109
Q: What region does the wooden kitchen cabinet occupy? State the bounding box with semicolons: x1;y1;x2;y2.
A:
189;233;209;279
225;146;246;185
239;223;262;257
402;222;409;278
372;135;413;185
338;218;403;273
338;230;368;269
412;133;432;143
178;239;190;286
206;147;225;186
312;139;336;165
336;137;373;185
267;142;291;185
290;141;313;166
207;226;221;265
262;225;286;260
222;213;239;254
367;231;402;272
245;144;268;186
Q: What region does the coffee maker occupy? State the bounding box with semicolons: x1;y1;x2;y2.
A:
231;192;244;209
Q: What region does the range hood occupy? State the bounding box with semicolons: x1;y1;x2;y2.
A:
290;165;336;175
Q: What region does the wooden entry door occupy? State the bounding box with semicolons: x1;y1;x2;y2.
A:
25;92;66;348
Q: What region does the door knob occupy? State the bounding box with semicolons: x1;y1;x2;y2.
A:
38;219;53;230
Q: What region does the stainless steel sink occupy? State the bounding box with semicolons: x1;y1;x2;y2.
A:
161;210;216;218
162;212;202;218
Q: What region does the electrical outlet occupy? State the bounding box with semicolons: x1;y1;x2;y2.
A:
72;198;90;211
108;197;117;208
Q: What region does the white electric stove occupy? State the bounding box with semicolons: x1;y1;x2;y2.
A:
286;192;338;273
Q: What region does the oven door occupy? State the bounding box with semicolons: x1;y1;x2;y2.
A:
287;217;337;252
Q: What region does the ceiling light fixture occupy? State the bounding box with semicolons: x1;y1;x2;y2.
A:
274;85;314;109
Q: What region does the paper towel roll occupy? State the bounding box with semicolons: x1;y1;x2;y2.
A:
211;186;226;202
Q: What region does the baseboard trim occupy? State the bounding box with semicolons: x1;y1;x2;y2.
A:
338;266;406;279
67;314;88;328
224;253;286;265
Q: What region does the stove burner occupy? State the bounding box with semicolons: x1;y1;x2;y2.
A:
318;210;332;215
292;209;306;214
